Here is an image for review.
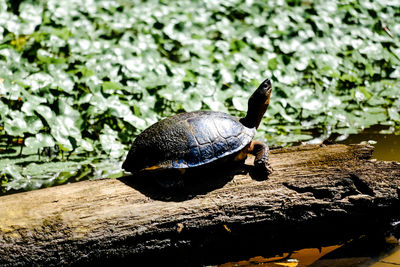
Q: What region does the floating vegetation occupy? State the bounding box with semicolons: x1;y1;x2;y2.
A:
0;0;399;192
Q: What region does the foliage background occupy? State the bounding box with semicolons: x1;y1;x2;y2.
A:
0;0;399;192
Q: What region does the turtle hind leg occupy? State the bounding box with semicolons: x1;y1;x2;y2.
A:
248;140;273;179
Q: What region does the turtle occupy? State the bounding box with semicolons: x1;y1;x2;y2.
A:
122;78;273;184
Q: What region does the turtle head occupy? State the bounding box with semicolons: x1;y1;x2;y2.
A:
240;78;272;129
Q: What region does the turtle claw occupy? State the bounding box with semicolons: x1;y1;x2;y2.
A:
251;162;273;181
265;163;273;175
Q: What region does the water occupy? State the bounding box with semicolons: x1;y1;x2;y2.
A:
221;233;400;266
339;125;400;162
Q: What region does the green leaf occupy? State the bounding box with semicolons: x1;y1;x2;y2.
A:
232;96;247;112
4;112;27;137
100;125;125;158
388;107;400;122
25;116;43;134
268;58;278;70
102;81;123;92
182;92;202;112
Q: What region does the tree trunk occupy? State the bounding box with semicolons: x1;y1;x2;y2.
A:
0;144;399;266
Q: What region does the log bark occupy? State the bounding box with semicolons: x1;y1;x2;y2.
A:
0;144;399;266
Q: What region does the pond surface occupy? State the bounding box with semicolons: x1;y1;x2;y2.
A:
339;125;400;162
221;233;400;267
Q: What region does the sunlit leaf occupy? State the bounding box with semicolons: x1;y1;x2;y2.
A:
388;107;400;122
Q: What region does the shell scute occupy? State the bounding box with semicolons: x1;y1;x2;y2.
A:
187;117;219;145
185;146;201;167
212;137;229;158
199;144;215;162
214;116;242;139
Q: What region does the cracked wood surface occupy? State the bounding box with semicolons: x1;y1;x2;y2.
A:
0;144;399;266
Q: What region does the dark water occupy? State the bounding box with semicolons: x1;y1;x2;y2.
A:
221;126;400;267
340;125;400;162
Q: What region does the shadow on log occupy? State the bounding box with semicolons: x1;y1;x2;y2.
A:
0;144;399;266
119;158;261;201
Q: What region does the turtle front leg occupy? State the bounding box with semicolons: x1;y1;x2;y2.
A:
249;140;273;178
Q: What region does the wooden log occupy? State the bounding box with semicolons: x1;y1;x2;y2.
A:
0;144;399;266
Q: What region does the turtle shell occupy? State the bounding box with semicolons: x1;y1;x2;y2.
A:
122;111;256;173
